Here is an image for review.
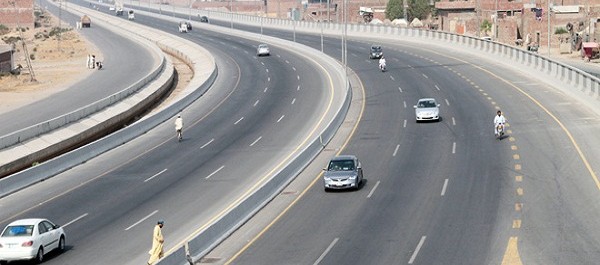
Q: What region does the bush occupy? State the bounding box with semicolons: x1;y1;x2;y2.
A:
30;53;35;60
0;24;9;35
554;27;568;35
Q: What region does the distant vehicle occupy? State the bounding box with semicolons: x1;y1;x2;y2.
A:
0;218;66;263
109;6;115;11
116;9;123;16
199;16;209;23
256;44;270;56
80;15;91;28
414;98;440;122
128;10;135;20
323;155;363;191
179;21;189;33
481;36;492;41
369;45;383;59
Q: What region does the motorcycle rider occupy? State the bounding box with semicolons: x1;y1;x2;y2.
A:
494;110;506;136
175;114;183;141
378;56;386;71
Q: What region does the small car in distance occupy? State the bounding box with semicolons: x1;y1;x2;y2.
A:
199;16;209;23
323;155;363;191
257;44;270;56
369;45;383;59
0;218;66;263
414;98;440;122
179;21;192;33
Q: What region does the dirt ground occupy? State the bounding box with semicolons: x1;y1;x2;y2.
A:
0;9;99;114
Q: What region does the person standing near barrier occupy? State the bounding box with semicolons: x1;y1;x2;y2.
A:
148;220;165;265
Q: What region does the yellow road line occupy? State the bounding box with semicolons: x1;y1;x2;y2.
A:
501;237;523;265
223;70;366;265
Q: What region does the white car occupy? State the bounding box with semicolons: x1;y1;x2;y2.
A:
257;44;270;56
0;218;66;263
414;98;440;122
109;6;115;11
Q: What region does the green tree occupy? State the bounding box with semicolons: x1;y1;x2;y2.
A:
386;0;404;20
480;19;492;35
408;0;431;21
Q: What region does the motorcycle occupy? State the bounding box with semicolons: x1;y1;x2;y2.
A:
495;123;504;139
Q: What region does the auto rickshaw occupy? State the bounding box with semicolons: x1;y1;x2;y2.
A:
581;42;600;62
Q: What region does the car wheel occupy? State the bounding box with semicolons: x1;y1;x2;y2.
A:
34;247;44;264
58;236;66;252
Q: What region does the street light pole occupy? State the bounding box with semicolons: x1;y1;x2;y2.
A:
548;1;552;56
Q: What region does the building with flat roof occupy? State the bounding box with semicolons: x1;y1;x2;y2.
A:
0;0;35;29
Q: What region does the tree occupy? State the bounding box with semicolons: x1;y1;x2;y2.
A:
386;0;404;20
408;0;431;21
480;19;492;36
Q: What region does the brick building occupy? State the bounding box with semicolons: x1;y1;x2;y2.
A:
435;0;600;50
0;0;35;29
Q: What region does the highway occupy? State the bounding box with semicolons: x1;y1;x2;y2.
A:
197;12;600;265
3;2;600;265
0;0;157;136
0;3;339;265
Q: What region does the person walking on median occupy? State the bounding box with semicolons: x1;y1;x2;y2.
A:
148;220;165;265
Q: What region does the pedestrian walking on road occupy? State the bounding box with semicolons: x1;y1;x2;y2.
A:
86;54;91;69
148;220;165;265
91;55;96;69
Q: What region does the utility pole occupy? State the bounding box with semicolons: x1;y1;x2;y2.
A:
11;1;36;82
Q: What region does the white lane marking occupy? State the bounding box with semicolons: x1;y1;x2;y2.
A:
398;87;403;93
407;64;413;68
125;210;158;231
422;73;429;79
266;68;269;73
441;179;449;196
291;98;296;105
313;238;339;265
250;136;262;147
63;213;88;228
264;87;268;93
268;77;271;82
292;66;296;71
244;50;249;54
261;62;265;66
297;75;300;80
403;120;407;128
452;142;456;154
277;115;285;123
445;99;450;106
297;85;301;91
277;55;281;58
367;181;381;198
234;117;244;125
452;117;456;126
408;236;427;264
393;144;400;157
435;85;440;91
403;101;407;108
144;168;168;182
201;138;214;149
254;100;260;107
390;76;395;81
285;60;290;64
205;165;225;179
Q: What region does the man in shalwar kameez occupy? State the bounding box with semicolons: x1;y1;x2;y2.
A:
147;220;164;265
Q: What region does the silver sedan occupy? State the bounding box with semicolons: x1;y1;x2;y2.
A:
414;98;440;122
323;155;363;191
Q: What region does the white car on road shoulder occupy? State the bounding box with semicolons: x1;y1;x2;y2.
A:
0;218;66;264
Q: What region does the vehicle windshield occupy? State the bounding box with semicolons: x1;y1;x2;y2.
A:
371;46;382;52
259;45;268;49
418;100;437;108
328;160;355;171
1;225;34;237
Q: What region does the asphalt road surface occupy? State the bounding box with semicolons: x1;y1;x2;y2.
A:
0;0;156;136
